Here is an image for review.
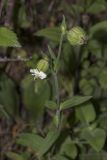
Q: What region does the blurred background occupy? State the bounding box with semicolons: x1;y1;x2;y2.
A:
1;0;107;160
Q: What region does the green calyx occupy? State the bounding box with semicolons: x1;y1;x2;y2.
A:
67;26;87;46
37;59;49;72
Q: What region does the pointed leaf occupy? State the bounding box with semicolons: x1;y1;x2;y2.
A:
60;96;92;110
17;130;60;157
17;133;44;151
35;27;61;42
39;130;60;156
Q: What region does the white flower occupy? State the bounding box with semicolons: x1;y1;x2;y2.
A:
30;69;47;80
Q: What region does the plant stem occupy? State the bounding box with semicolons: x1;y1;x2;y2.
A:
0;57;31;62
57;33;64;69
48;32;64;129
54;33;64;129
54;33;64;106
5;0;16;27
0;0;4;18
53;72;60;106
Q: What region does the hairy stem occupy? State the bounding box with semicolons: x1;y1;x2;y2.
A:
57;33;64;69
48;32;64;129
53;72;60;106
54;33;64;129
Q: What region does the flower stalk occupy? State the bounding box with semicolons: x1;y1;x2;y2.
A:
53;32;64;129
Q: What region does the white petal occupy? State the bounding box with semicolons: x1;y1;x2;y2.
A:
34;69;40;74
30;69;34;73
30;68;47;80
30;69;39;75
39;71;47;79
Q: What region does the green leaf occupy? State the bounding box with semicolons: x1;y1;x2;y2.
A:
35;27;61;42
17;133;44;151
0;74;19;116
39;130;60;156
81;128;106;152
45;100;58;110
99;113;107;130
6;152;25;160
55;155;68;160
18;6;31;28
60;137;78;159
98;69;107;89
80;149;107;160
21;76;50;121
79;79;94;96
89;21;107;39
90;21;107;32
76;102;96;123
0;27;21;47
87;1;106;14
17;130;59;157
87;40;102;58
60;96;92;110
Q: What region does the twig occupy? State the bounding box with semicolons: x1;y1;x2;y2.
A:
0;57;32;62
0;0;4;18
5;0;16;27
48;1;55;12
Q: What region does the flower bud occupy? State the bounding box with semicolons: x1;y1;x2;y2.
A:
37;59;49;72
61;15;66;35
67;26;87;45
61;26;66;35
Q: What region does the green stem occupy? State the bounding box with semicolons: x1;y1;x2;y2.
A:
49;32;64;129
54;33;64;129
54;33;64;106
53;72;60;106
52;71;61;129
56;33;64;69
